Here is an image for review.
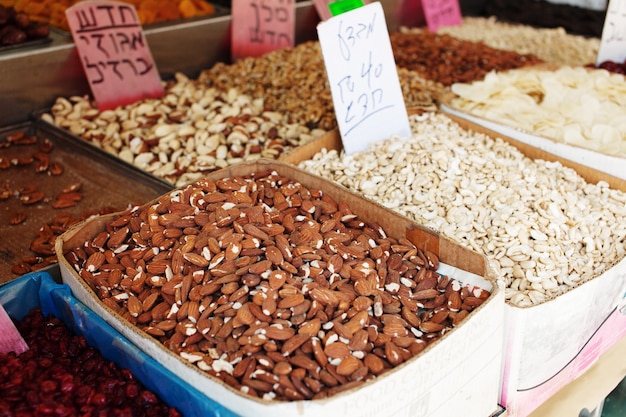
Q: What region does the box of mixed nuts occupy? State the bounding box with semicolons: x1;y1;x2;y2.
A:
284;110;626;417
56;160;503;417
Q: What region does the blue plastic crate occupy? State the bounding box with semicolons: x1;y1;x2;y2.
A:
0;271;239;417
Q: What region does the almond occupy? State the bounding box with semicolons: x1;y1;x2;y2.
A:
183;252;209;267
336;356;361;376
265;324;295;341
324;342;351;359
85;251;105;272
265;245;284;265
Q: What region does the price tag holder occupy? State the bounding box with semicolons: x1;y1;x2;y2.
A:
0;303;28;355
421;0;462;32
317;2;411;155
314;0;368;21
596;0;626;65
66;0;164;111
328;0;365;17
231;0;295;60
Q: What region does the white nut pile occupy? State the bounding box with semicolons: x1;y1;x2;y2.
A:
424;16;599;67
298;112;626;307
450;66;626;158
42;73;327;187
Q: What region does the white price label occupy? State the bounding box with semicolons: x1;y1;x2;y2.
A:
597;0;626;65
317;2;410;155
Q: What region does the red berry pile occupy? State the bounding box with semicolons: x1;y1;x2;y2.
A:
0;309;181;417
589;60;626;75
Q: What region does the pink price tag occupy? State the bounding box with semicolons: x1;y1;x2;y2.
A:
66;0;164;111
231;0;295;60
421;0;462;32
313;0;334;20
0;303;28;355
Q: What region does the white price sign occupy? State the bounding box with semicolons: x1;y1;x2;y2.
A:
317;2;410;155
597;0;626;65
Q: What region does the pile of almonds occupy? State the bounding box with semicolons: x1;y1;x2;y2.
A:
65;170;489;401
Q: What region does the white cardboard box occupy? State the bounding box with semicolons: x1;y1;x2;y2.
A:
56;161;504;417
501;259;626;417
283;112;626;417
437;111;626;417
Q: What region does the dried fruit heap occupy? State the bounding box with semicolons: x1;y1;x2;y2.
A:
0;308;180;417
66;170;489;401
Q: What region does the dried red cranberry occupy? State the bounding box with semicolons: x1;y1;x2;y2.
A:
0;309;180;416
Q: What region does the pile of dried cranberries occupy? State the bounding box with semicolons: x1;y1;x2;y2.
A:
0;308;180;417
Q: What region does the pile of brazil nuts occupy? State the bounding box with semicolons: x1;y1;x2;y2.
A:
450;66;626;158
63;170;490;401
298;112;626;307
429;17;599;67
42;74;328;187
198;41;445;131
389;31;544;86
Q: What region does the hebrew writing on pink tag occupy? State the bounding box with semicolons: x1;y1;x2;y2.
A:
421;0;462;32
0;304;28;355
231;0;295;60
66;0;164;111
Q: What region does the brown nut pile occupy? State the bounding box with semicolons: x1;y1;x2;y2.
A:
64;170;489;401
198;41;445;131
389;31;544;86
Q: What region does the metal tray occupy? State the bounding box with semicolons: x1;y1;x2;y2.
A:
0;120;173;283
0;36;52;54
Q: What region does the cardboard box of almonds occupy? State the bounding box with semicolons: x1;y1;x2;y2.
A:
56;160;502;417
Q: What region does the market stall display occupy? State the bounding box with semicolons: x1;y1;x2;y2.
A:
0;0;624;416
